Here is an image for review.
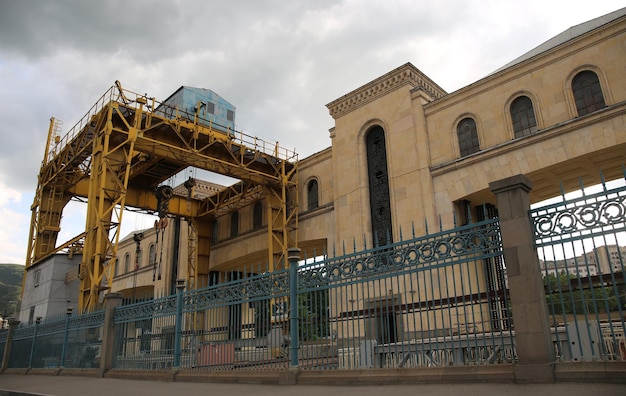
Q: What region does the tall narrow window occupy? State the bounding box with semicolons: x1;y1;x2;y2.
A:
307;179;319;210
572;70;606;116
366;125;393;247
253;201;263;229
33;269;41;287
511;96;537;138
230;211;239;238
124;253;130;273
457;118;480;157
211;219;218;243
148;244;156;267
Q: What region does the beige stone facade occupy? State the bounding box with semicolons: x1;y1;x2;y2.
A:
112;9;626;303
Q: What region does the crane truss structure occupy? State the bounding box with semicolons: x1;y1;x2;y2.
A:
26;83;298;311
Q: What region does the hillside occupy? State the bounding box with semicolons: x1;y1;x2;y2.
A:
0;264;23;315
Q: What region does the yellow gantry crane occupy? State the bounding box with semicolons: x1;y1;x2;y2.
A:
25;82;298;311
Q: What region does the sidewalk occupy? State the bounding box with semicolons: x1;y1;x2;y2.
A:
0;375;625;396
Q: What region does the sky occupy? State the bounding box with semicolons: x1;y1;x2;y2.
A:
0;0;624;265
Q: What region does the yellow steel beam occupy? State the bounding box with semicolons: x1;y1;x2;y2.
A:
79;100;146;311
32;82;298;309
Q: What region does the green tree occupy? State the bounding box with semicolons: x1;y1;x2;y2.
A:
544;271;625;316
297;289;329;341
0;264;23;315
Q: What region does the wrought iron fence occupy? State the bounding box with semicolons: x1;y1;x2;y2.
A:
295;217;512;369
108;215;512;371
111;269;293;371
531;178;626;362
4;216;516;371
6;310;104;369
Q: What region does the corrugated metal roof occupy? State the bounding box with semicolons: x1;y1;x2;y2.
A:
492;7;626;74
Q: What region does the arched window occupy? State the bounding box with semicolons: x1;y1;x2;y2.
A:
148;244;156;267
572;70;606;116
511;96;537;138
366;125;393;246
253;201;263;229
307;179;319;210
457;118;480;157
115;256;120;276
230;211;239;238
124;253;130;273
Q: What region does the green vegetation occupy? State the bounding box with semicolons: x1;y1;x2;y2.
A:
298;289;330;341
544;272;626;316
0;264;23;316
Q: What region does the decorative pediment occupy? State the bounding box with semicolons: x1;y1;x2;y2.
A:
326;63;447;119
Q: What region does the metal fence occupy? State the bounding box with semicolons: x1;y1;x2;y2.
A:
531;179;626;362
6;179;625;371
6;310;104;369
110;215;512;371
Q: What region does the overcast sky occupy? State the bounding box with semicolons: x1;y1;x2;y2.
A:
0;0;624;264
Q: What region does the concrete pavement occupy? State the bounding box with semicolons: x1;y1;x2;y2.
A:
0;374;625;396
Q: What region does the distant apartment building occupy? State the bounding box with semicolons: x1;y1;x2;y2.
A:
540;244;625;278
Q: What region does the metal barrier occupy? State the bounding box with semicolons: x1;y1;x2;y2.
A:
295;217;512;369
531;179;626;362
12;179;625;371
5;310;104;369
107;216;512;371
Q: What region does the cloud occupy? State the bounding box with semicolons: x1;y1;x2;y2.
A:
0;183;28;264
0;0;624;264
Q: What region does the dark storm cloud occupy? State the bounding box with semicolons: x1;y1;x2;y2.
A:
0;0;624;262
0;0;184;61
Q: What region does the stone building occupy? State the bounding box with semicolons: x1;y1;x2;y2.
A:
105;8;626;342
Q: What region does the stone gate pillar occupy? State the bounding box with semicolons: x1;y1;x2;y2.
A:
99;292;123;376
1;318;21;372
489;174;554;383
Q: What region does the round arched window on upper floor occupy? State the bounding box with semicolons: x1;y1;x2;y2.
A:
510;96;538;138
457;118;480;157
572;70;606;116
307;179;319;211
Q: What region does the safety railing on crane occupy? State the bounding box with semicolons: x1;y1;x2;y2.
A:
46;82;298;167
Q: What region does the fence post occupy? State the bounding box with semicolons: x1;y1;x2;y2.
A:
490;174;555;383
1;318;21;372
28;316;42;369
60;307;73;368
173;279;186;369
99;292;123;375
288;247;301;369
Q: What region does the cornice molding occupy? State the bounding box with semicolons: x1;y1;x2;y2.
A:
326;63;447;119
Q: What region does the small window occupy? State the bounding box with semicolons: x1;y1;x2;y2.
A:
206;102;215;114
253;201;263;229
148;244;156;267
29;306;35;325
307;179;319;210
33;269;41;287
457;118;480;157
227;109;234;122
124;253;130;273
511;96;538;138
572;70;606;116
230;211;239;238
115;256;120;276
